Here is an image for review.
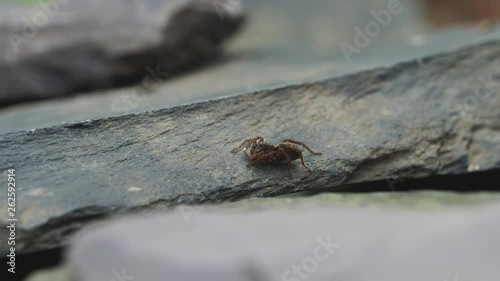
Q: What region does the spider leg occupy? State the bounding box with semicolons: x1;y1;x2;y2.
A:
255;136;264;144
281;139;322;155
247;151;270;165
277;147;292;178
231;142;245;153
298;150;312;172
231;136;264;153
243;149;251;159
250;136;265;154
231;139;253;153
245;151;269;167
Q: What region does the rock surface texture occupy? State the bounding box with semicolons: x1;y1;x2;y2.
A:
0;41;499;254
67;202;500;281
0;0;245;107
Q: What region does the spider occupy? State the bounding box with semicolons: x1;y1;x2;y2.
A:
231;136;322;177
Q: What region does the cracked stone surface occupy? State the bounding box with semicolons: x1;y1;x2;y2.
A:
66;198;500;281
0;41;499;255
0;0;245;107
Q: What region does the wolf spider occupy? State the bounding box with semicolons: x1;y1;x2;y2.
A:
231;136;322;177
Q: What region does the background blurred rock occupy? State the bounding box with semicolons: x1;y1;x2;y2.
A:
422;0;500;27
0;0;245;107
1;0;500;134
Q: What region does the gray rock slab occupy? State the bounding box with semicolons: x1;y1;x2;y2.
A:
0;41;499;254
4;0;500;135
67;202;500;281
0;0;244;107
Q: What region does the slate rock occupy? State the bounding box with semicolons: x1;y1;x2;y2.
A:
67;203;500;281
0;41;499;254
0;0;245;107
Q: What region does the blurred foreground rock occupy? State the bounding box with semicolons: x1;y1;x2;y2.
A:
24;192;500;281
0;41;499;254
0;0;245;107
67;198;500;281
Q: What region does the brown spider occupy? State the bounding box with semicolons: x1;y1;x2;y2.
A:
231;136;322;177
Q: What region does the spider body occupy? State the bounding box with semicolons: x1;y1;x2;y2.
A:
231;136;322;177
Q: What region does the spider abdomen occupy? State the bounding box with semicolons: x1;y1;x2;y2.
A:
278;144;301;161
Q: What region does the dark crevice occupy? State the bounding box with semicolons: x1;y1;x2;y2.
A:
297;169;500;194
1;246;62;281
